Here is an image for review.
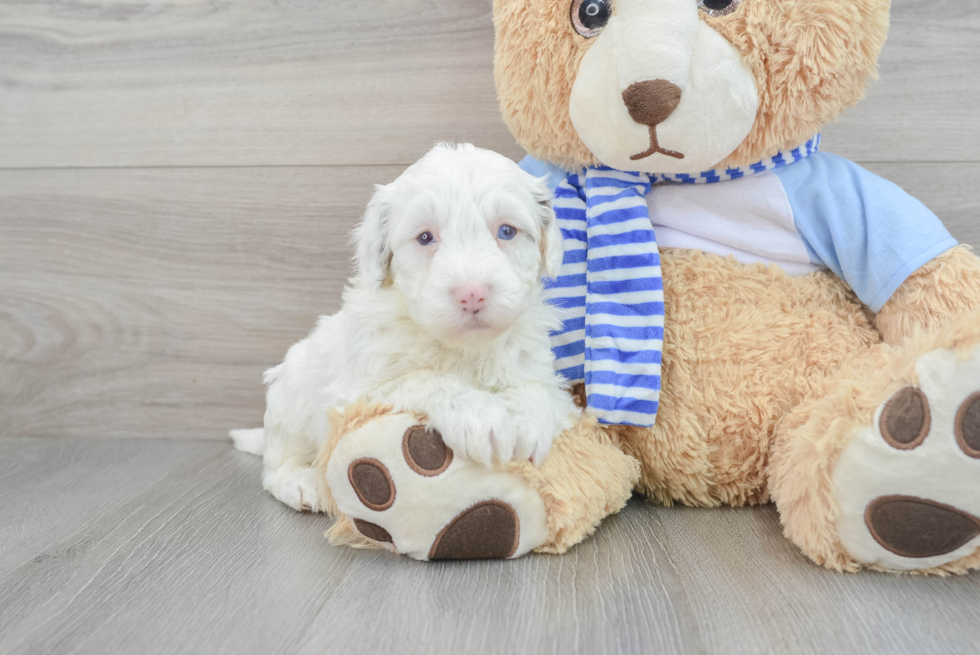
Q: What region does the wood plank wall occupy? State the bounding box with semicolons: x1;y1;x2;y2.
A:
1;0;978;439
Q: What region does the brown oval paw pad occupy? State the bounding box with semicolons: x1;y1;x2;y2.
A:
353;519;393;544
429;500;520;560
865;495;980;558
955;392;980;458
402;425;453;476
879;387;930;450
348;458;395;511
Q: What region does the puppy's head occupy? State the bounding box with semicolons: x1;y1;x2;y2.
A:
354;143;563;345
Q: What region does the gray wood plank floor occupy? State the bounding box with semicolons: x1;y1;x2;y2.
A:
2;437;979;655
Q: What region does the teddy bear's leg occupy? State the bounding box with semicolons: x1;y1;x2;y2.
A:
607;250;884;509
769;309;980;574
875;245;980;344
315;402;640;560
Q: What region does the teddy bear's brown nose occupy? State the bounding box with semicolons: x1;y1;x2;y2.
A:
622;80;683;126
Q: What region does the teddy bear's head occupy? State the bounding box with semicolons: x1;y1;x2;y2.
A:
493;0;889;173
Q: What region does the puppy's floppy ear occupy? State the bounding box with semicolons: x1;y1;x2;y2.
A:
353;184;393;288
528;176;564;279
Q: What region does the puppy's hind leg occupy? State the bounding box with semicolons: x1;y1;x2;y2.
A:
264;465;328;513
260;360;331;513
263;421;330;512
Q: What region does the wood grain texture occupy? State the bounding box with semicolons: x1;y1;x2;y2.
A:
0;0;521;169
861;163;980;246
0;437;978;655
2;162;978;441
821;0;980;162
1;0;977;169
0;166;395;439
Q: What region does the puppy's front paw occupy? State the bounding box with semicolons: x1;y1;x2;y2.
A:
428;394;516;467
509;410;563;467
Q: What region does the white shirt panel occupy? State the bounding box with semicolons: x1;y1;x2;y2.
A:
647;170;819;273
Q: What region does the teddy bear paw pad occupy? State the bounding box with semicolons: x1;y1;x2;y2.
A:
326;412;548;561
348;458;395;510
429;500;520;560
833;347;980;571
353;519;393;544
402;425;453;475
865;496;980;559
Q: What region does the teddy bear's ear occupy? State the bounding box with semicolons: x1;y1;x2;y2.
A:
352;184;393;289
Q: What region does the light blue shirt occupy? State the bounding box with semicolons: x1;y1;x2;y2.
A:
522;152;957;312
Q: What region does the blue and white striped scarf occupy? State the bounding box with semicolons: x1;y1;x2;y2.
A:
545;167;664;427
545;135;821;427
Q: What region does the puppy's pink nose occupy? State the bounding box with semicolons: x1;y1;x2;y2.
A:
453;284;488;313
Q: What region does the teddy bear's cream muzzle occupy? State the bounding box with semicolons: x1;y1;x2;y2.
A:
568;0;759;173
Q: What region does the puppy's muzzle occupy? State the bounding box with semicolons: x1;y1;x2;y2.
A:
454;283;489;315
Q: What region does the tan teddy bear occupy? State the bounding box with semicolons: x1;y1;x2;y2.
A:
318;0;980;573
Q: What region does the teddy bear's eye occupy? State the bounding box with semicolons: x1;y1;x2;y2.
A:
698;0;740;17
571;0;611;38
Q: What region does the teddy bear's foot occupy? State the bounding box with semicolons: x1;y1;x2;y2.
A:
771;310;980;574
323;411;550;560
833;345;980;572
318;402;641;561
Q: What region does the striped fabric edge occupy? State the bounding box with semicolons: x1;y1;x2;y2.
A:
649;134;821;185
581;167;661;427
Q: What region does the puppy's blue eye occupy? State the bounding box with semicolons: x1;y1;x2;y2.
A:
497;225;517;241
417;231;435;246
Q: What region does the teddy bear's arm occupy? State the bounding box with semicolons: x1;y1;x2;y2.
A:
775;152;959;313
773;153;980;343
874;245;980;344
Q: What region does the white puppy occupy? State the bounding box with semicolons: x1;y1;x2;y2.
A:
232;143;579;511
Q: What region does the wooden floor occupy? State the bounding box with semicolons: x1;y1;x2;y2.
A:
2;436;979;655
2;0;979;652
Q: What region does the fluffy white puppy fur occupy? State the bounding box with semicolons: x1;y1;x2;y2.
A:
232;143;579;512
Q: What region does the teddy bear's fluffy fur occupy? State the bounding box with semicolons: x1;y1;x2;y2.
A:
319;400;642;556
494;0;889;171
610;246;980;573
607;245;980;512
313;0;980;572
486;0;980;573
